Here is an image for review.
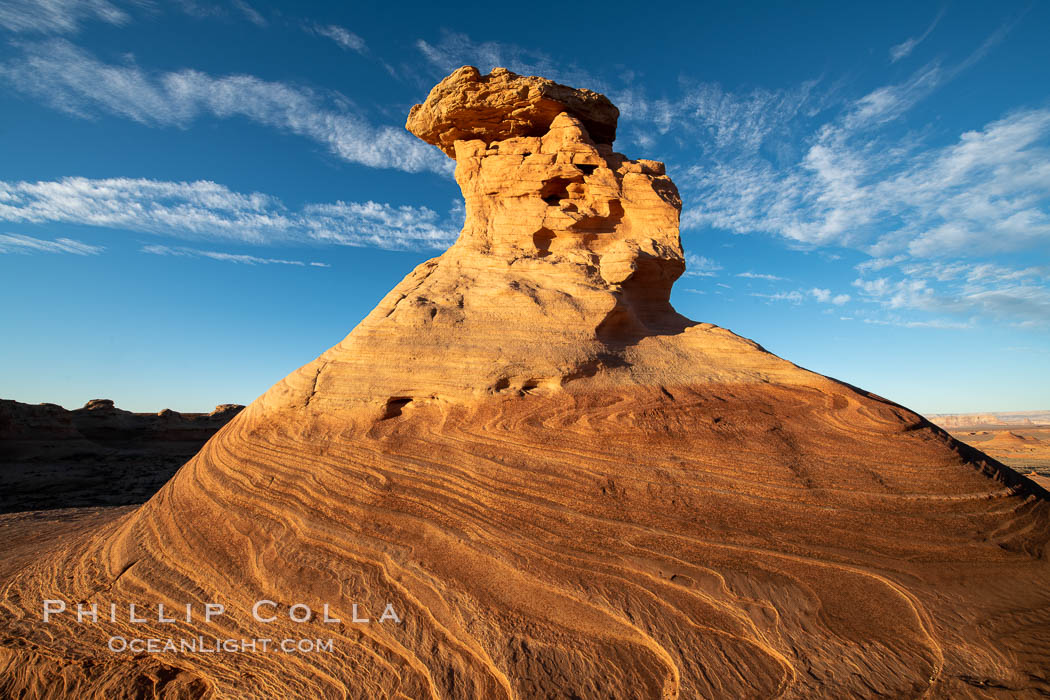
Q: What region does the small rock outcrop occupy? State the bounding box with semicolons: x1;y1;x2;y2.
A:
81;398;118;411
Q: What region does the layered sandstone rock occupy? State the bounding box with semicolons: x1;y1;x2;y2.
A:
267;93;686;411
406;66;618;156
2;68;1050;699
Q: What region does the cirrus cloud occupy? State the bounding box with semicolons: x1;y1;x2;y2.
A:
0;0;128;34
0;176;461;251
0;40;451;175
0;231;102;255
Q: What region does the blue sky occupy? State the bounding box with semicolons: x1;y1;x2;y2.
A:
0;0;1047;414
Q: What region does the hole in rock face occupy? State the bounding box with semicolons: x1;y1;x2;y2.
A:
540;177;575;205
533;228;555;257
381;397;412;420
577;164;598;175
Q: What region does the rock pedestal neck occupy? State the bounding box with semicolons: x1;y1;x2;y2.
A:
266;65;700;411
2;67;1049;700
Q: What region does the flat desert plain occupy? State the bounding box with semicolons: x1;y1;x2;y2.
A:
942;419;1050;490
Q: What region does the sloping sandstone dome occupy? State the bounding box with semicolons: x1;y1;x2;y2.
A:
2;67;1049;699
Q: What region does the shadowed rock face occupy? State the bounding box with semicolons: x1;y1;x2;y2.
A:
0;399;244;512
2;68;1050;699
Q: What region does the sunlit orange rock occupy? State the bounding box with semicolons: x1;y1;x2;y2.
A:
406;66;619;155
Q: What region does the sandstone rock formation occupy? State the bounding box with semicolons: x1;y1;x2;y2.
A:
2;68;1050;699
406;66;618;156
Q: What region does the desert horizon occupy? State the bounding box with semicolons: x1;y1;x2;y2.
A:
2;1;1049;698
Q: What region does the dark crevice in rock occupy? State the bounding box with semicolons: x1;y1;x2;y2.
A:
381;397;413;420
540;176;579;205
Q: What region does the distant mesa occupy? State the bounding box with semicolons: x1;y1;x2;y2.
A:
989;430;1039;444
2;68;1050;698
929;410;1050;429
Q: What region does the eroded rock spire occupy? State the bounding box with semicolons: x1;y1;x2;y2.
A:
406;67;683;302
258;67;695;407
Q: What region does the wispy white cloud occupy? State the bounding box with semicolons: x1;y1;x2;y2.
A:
307;23;366;54
810;288;851;305
889;38;921;64
668;79;824;153
171;0;222;20
681;91;1050;260
415;32;601;91
856;255;908;274
752;290;804;304
675;17;1045;258
0;176;461;251
0;0;128;33
0;232;102;255
896;261;1048;284
173;0;266;24
0;40;450;175
842;62;943;130
889;8;945;63
862;316;974;329
231;0;265;27
683;253;722;277
0;177;291;242
142;244;328;267
737;271;786;281
751;287;851;306
299;199;461;249
853;266;1050;327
